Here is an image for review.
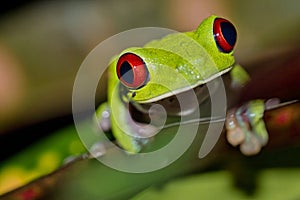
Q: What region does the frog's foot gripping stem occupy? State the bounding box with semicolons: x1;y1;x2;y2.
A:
225;100;269;156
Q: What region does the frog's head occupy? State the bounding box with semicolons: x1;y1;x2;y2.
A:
115;15;237;108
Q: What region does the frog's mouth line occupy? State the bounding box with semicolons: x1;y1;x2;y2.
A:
135;66;232;104
128;81;219;124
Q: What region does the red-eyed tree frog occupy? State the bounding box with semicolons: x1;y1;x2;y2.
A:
95;15;269;156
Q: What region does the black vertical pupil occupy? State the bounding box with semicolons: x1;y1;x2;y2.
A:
120;61;134;84
221;22;236;46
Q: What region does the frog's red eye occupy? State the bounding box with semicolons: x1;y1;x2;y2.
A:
213;18;237;53
116;53;149;89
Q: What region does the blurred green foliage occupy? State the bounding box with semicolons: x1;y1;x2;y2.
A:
132;169;300;200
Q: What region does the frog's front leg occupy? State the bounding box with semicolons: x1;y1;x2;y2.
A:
226;65;273;155
225;99;270;155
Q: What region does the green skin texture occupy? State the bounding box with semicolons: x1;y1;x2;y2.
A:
103;15;240;152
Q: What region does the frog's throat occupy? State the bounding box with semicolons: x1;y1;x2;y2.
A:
129;78;220;118
136;66;232;104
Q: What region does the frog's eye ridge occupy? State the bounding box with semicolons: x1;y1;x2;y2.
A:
213;18;237;53
116;53;149;89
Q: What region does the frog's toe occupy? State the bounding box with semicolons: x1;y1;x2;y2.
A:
89;141;107;158
227;127;245;146
240;134;262;156
98;115;111;132
95;103;111;132
225;109;246;146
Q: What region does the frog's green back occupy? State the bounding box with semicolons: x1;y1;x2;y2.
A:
143;15;235;77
